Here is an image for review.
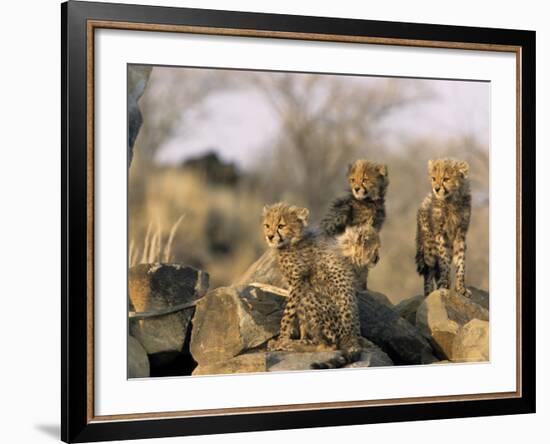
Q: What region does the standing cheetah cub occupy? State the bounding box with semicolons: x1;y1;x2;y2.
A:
262;202;364;369
320;160;388;289
415;159;472;297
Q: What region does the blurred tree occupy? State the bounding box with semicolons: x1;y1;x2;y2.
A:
250;73;429;217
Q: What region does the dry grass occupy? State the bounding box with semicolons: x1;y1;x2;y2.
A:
129;165;266;288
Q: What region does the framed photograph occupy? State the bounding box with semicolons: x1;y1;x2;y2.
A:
62;1;535;442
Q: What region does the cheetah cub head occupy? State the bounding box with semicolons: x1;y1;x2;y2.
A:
262;202;309;249
338;225;381;269
347;160;389;201
428;158;470;200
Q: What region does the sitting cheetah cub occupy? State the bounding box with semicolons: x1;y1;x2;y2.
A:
262;202;364;369
415;158;472;297
337;225;381;290
320;159;388;289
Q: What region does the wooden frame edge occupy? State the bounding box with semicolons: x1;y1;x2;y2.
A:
85;18;524;423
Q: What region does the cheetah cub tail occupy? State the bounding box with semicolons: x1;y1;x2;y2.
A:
310;349;362;369
310;337;365;369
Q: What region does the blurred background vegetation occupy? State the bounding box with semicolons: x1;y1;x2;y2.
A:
128;66;489;303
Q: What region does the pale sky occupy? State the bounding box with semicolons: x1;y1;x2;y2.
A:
155;73;490;169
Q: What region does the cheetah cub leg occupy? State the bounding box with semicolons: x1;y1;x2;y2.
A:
435;233;451;291
453;234;471;298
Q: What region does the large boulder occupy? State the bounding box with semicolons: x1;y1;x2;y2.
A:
128;263;209;355
416;289;489;360
128;335;150;378
357;291;437;365
190;285;286;365
451;319;489;362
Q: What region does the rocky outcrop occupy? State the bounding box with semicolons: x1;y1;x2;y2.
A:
128;257;489;377
416;289;489;360
190;285;285;365
357;291;437;365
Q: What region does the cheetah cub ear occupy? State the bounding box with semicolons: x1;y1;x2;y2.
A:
291;206;309;226
457;160;470;178
377;164;388;177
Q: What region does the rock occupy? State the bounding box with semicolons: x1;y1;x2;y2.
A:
368;290;393;308
416;289;489;359
451;319;489;362
357;290;437;365
394;294;424;326
193;353;267;376
128;263;209;355
234;250;285;288
469;287;489;310
128;336;150;378
128;65;152;166
190;285;286;365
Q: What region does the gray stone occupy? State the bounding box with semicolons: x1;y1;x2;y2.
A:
190;285;286;365
128;263;209;355
358;290;437;365
128;335;150;378
368;290;394;308
416;288;489;360
394;294;424;326
469;287;489;310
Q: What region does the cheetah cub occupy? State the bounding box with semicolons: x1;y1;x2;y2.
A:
320;159;388;289
262;202;364;369
337;225;381;290
415;158;472;298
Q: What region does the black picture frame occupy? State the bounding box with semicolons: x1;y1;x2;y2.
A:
61;1;536;442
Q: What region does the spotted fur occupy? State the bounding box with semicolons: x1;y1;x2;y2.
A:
262;202;363;369
337;224;381;290
415;158;472;297
320;160;387;289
